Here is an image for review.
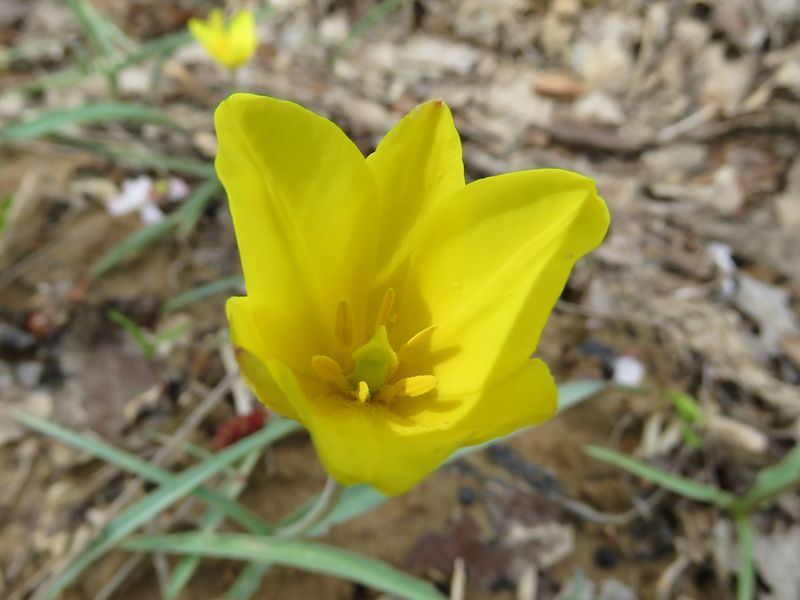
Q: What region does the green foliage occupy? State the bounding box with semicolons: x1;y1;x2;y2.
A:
584;445;735;508
38;419;298;600
165;448;264;600
162;274;245;315
0;102;181;143
12;410;281;535
107;309;157;357
585;440;800;600
734;443;800;515
122;533;446;600
107;309;187;359
668;389;704;448
735;517;755;600
0;195;12;240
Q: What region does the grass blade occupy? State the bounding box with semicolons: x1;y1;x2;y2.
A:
162;274;244;314
67;0;119;61
174;178;221;239
557;380;606;411
735;517;755;600
51;134;215;178
225;563;272;600
165;449;263;600
12;410;285;535
90;215;176;279
1;102;181;143
736;444;800;514
107;309;154;358
584;445;735;507
36;418;299;600
122;533;445;600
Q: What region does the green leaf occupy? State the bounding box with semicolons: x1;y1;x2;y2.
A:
122;533;445;600
174;178;221;239
668;389;702;424
90;215;176;280
12;410;283;536
67;0;120;61
162;274;244;315
50;134;216;178
735;517;755;600
165;449;263;600
37;418;299;600
152;321;189;348
557;569;591;600
107;309;154;358
225;563;272;600
0;195;13;239
558;379;606;411
1;102;181;143
584;445;735;508
735;444;800;514
308;484;386;536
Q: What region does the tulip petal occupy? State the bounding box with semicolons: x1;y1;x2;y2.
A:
366;100;464;288
264;354;554;494
216;94;380;360
263;360;462;495
226;297;300;420
228;10;257;67
404;169;609;398
188;18;213;47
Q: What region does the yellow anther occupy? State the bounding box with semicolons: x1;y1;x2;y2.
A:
375;288;396;329
395;375;437;397
335;299;353;347
401;325;436;354
311;355;343;381
356;381;370;403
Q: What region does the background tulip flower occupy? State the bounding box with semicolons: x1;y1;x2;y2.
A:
189;9;257;70
216;94;609;495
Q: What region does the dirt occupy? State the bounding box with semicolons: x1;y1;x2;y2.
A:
2;0;800;599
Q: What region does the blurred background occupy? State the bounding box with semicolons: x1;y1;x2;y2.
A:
1;0;800;598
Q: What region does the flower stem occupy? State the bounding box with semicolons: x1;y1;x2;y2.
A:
227;67;239;96
276;477;342;538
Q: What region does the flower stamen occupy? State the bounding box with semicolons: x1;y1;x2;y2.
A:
401;325;436;355
356;381;370;403
335;299;353;347
374;287;395;330
315;293;437;404
395;375;438;397
311;354;351;395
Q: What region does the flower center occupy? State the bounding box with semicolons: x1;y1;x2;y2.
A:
310;288;437;404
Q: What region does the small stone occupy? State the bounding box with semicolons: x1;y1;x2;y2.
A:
599;579;638;600
709;165;745;216
572;90;625;126
0;322;36;354
458;485;477;506
534;71;588;99
613;355;645;388
594;546;618;569
15;361;43;388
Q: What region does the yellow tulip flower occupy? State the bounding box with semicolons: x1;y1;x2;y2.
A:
188;9;257;70
216;94;609;495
